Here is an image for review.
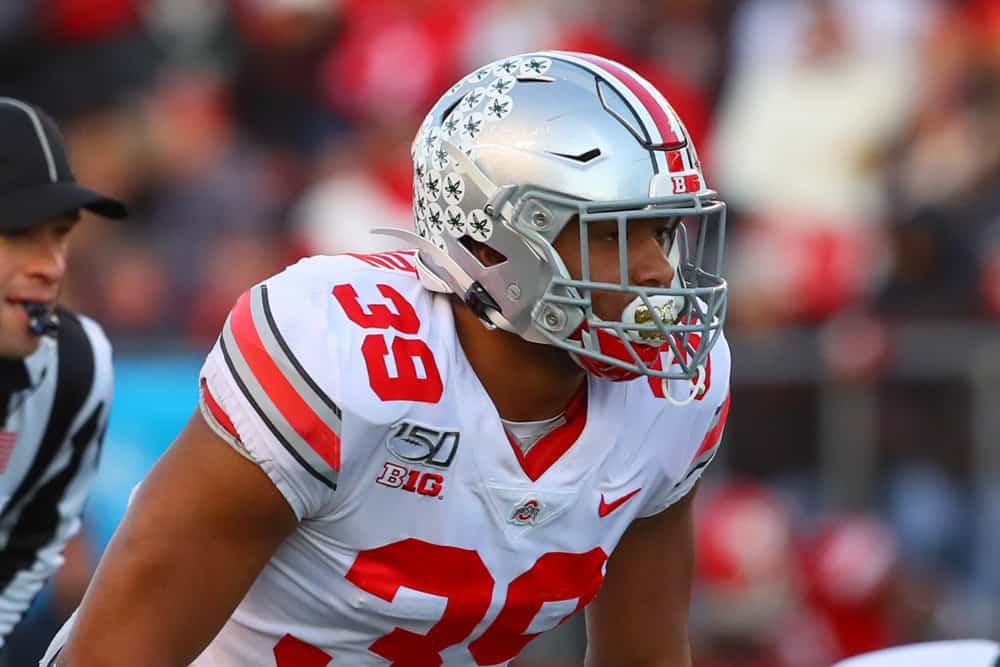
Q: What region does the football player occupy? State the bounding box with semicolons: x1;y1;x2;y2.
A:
46;51;730;666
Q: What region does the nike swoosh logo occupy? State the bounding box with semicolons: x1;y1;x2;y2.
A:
598;488;642;517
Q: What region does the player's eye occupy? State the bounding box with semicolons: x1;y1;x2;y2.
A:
589;221;620;243
655;219;680;245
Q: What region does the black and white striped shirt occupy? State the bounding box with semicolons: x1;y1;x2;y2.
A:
0;310;111;647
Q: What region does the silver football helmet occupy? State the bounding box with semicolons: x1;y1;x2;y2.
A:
832;641;1000;667
378;51;727;396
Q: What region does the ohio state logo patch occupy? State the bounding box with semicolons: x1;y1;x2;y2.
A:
509;498;543;526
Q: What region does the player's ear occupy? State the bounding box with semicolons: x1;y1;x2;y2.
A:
459;236;507;267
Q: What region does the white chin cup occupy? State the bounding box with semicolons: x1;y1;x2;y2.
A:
621;294;685;346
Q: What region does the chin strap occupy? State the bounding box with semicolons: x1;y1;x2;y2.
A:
658;345;708;407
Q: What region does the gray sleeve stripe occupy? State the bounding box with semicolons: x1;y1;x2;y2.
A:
685;433;724;477
681;453;713;483
251;285;343;431
220;319;338;490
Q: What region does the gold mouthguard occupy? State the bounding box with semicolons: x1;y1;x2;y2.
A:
633;302;678;341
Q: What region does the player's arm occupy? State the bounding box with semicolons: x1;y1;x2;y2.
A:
54;408;298;667
584;485;698;667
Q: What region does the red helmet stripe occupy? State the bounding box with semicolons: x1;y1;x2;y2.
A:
667;150;685;173
575;53;687;148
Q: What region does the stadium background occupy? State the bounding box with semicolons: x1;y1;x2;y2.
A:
2;0;999;665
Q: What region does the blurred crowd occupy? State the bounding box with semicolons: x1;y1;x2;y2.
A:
2;0;999;665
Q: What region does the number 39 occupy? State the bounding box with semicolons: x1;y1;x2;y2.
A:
332;283;443;403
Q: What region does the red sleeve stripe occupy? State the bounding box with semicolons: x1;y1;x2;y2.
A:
220;286;341;489
200;379;239;441
692;393;731;463
229;286;342;467
251;285;342;422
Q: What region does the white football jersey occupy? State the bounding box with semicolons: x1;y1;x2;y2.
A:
61;251;730;667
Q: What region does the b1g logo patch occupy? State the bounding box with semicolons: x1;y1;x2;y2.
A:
385;421;460;468
376;462;445;498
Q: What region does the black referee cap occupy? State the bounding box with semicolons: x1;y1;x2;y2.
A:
0;97;128;231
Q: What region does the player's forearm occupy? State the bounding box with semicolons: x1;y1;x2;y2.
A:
56;538;219;666
55;639;182;667
56;414;298;665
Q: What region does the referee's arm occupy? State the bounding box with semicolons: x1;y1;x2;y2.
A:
0;318;112;646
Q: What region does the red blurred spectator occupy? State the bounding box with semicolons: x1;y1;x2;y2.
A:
696;481;796;594
692;480;839;667
322;0;481;122
290;119;414;257
41;0;142;40
958;0;1000;45
726;215;889;327
228;0;337;48
981;247;1000;316
800;516;901;660
227;0;346;158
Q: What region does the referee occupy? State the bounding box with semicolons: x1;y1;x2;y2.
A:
0;97;127;648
